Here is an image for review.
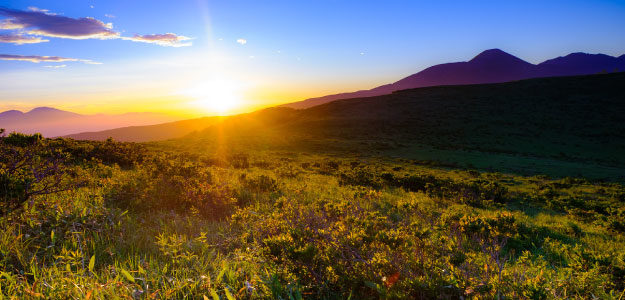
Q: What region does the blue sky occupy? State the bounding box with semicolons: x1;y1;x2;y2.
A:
1;0;624;116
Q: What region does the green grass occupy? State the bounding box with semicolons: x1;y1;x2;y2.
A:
387;143;625;181
1;134;625;299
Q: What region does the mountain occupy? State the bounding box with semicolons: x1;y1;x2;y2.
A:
63;116;220;142
25;107;81;120
0;110;23;118
0;107;180;137
177;72;625;180
282;49;625;109
537;52;625;76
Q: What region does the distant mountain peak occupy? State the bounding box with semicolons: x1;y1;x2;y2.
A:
0;109;24;118
469;49;529;64
561;52;614;60
473;48;508;56
0;109;23;114
28;106;64;113
0;106;182;137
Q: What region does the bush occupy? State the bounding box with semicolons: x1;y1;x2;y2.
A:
318;160;339;175
240;174;279;193
0;133;83;214
229;154;250;169
105;155;235;218
338;168;509;207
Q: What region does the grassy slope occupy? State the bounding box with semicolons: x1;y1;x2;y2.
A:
1;139;624;298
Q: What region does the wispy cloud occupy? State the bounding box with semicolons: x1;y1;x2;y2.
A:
0;54;101;64
44;64;67;68
0;7;192;48
0;7;193;67
0;7;119;39
123;33;192;47
104;14;115;18
237;38;247;45
0;33;49;44
26;7;55;15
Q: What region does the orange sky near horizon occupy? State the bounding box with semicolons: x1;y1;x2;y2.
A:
0;81;373;118
0;48;395;118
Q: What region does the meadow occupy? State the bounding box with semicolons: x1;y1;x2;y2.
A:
1;129;625;299
2;0;624;298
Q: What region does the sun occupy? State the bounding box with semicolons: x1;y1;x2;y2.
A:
182;79;243;115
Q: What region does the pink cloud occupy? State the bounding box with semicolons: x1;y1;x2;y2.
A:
0;7;192;55
123;33;192;47
0;33;48;44
0;54;101;64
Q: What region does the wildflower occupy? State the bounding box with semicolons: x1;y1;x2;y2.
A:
132;289;144;299
245;280;255;293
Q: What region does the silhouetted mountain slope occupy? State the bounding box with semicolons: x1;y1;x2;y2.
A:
0;107;180;137
283;49;625;109
537;52;625;76
391;49;536;91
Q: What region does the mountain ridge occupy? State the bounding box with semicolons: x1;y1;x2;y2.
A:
282;49;625;109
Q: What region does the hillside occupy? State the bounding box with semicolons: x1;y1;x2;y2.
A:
4;107;625;298
57;73;625;180
63;116;221;142
283;49;625;109
174;72;625;180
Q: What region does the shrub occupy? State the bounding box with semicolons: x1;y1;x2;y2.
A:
105;155;235;218
239;174;279;193
229;154;250;169
0;133;83;214
318;160;339;175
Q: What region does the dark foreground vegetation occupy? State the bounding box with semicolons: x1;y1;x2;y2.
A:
2;129;625;299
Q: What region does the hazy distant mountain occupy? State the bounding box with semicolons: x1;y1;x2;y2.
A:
283;49;625;109
0;110;25;119
0;107;181;137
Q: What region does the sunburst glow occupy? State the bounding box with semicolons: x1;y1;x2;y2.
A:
181;80;243;115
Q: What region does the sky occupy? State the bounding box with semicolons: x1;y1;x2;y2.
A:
1;0;625;117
